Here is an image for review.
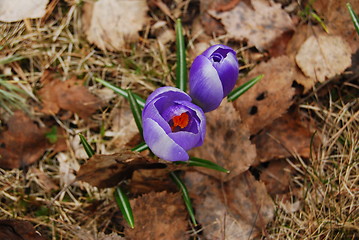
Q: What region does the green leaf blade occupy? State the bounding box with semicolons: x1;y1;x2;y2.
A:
127;90;143;135
175;19;187;92
131;142;149;152
114;187;135;229
79;134;95;158
95;78;145;108
227;74;263;102
347;3;359;35
189;157;229;173
170;171;197;226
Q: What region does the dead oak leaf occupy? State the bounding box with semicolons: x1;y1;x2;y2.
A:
190;101;257;182
210;0;294;50
233;56;296;134
124;191;187;240
0;111;61;169
76;150;163;189
295;34;352;83
253;112;319;163
82;0;148;51
0;0;48;22
0;219;46;240
38;74;103;119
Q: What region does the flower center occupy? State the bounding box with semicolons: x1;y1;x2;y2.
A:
170;112;189;132
211;52;223;62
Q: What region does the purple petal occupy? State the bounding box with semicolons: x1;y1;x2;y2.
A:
143;118;189;161
189;55;223;112
145;86;191;105
168;131;201;151
142;96;171;133
212;52;239;96
201;44;236;59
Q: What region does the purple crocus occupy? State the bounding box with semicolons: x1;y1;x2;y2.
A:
189;44;239;112
142;86;206;161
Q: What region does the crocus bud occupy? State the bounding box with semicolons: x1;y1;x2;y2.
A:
189;44;239;112
142;86;206;161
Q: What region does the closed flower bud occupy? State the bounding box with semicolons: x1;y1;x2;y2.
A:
142;86;206;161
189;44;239;112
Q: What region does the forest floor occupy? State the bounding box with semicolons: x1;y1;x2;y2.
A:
0;0;358;239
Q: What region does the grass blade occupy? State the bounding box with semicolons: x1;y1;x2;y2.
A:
175;19;187;92
131;142;149;152
127;90;143;135
0;55;25;64
79;134;95;158
175;157;230;173
227;74;263;102
347;3;359;35
95;78;145;108
170;171;197;226
114;187;135;229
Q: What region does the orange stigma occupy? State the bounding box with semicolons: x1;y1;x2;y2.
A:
171;112;189;131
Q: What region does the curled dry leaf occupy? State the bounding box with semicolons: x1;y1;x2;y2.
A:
76;150;164;188
0;0;48;22
190;101;257;182
0;219;46;240
184;171;275;240
295;34;352;83
124;191;187;240
233;56;296;134
210;0;294;50
38;72;103;119
253;112;319;163
0;111;65;169
82;0;148;51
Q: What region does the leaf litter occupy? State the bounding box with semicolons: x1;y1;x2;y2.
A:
1;0;358;239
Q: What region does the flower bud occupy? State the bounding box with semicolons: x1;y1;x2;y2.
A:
189;44;239;112
142;87;206;161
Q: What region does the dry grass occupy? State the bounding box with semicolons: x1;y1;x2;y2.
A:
0;1;358;240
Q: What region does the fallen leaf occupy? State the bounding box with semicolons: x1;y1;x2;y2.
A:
190;101;257;181
295;34;352;83
82;0;148;51
313;0;359;53
38;71;103;119
29;167;59;191
0;0;49;22
0;219;46;240
0;111;57;169
253;112;319;163
124;191;187;240
210;0;294;50
184;171;275;239
233;56;296;134
76;150;163;188
260;159;294;196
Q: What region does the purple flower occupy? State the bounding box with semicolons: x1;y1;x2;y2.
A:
142;86;206;161
189;44;239;112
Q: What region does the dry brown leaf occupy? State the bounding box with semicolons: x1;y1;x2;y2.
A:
295;34;352;83
190;101;257;181
0;0;49;22
260;159;294;196
29;167;59;191
0;111;63;169
210;0;294;50
38;72;103;119
82;0;148;51
253;112;318;163
184;171;274;239
0;219;46;240
76;150;162;188
124;191;187;240
233;56;296;134
313;0;359;53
